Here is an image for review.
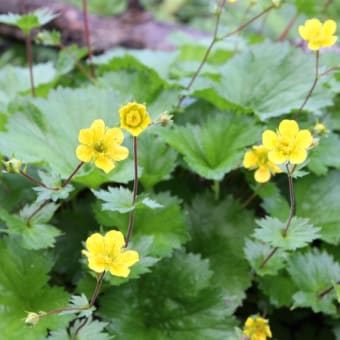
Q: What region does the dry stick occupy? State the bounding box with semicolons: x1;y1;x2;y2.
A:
125;137;139;247
82;0;95;78
277;14;298;42
259;164;295;269
25;32;36;97
294;50;319;119
318;279;340;299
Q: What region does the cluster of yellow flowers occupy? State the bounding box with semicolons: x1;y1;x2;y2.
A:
243;316;272;340
243;120;313;183
76;102;151;173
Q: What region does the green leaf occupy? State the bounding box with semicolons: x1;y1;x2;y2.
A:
0;205;62;250
0;63;57;110
258;273;296;307
55;45;89;76
0;238;70;339
244;239;287;276
332;281;340;303
187;195;253;313
93;192;189;257
161;112;262;180
138;132;178;189
0;86;134;186
253;216;320;250
92;186;163;213
294;170;340;244
0;9;57;34
191;42;334;120
287;248;340;314
99;250;237;339
286;0;323;15
308;133;340;175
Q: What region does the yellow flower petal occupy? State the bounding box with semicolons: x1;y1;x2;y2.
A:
76;145;93;162
117;250;140;267
254;167;271;183
279;119;299;138
86;233;105;254
90;119;106;140
262;130;278;149
94;156;115;173
108;145;129;161
108;264;130;278
104;230;126;256
289;149;307;164
295;130;313;149
87;255;106;273
268;150;286;164
298;25;309;40
323;19;337;35
243;149;258;168
105;127;125;145
78;128;93;145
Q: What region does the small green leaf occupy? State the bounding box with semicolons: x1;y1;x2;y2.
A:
244;239;287;276
288;248;340;314
161;112;262;180
332;280;340;303
253;216;320;250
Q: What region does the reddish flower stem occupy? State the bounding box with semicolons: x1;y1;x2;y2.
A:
19;169;59;191
82;0;95;78
277;14;298;42
294;50;319;119
26;199;52;225
318;279;340;299
25;33;36;97
240;184;265;210
125;137;139;247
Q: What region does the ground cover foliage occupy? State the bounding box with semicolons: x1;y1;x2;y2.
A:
0;0;340;339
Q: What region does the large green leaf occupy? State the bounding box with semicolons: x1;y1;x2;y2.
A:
161;112;262;180
0;87;134;186
191;42;334;120
0;238;70;339
294;170;340;244
93;192;189;257
99;250;237;339
253;216;320;250
187;194;253;312
287;248;340;314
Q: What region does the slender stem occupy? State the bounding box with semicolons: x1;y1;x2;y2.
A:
175;0;226;109
220;4;275;40
19;169;59;191
240;184;265;210
72;317;88;340
60;43;96;83
294;50;319;118
259;164;295;268
41;271;106;318
319;65;340;78
125;137;139;247
277;14;298;42
318;279;340;299
82;0;95;78
212;180;220;201
61;162;84;188
25;33;36;97
26;199;51;225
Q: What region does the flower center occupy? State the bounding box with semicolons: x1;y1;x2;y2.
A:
277;136;294;155
126;110;142;127
94;141;106;153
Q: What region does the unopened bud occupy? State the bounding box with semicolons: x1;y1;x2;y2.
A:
3;158;22;174
158;112;174;127
313;123;328;136
272;0;282;8
24;312;40;327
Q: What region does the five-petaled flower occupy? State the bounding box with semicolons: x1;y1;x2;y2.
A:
243;316;272;340
82;230;139;277
76;119;129;174
119;102;152;137
243;145;282;183
299;18;337;51
262;120;313;165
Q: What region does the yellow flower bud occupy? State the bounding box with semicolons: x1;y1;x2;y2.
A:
3;158;22;174
24;312;40;327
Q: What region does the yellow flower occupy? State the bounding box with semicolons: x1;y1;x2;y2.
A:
298;18;337;51
82;230;139;277
243;316;272;340
76;119;129;173
262;120;313;165
228;0;237;2
243;145;282;183
119;102;152;137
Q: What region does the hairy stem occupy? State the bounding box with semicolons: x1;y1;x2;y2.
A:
294;50;319;118
125;137;139;247
82;0;95;78
25;33;36;97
